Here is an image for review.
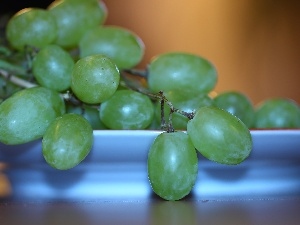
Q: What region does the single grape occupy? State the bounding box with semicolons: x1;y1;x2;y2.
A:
42;113;93;170
5;8;57;51
147;131;198;201
71;54;120;104
187;106;252;165
32;44;74;92
66;103;107;130
254;98;300;128
213;91;255;128
79;25;145;69
0;86;65;145
147;52;217;95
99;89;154;129
48;0;107;49
154;91;213;130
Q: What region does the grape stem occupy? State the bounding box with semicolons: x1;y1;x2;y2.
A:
0;69;36;88
121;71;194;132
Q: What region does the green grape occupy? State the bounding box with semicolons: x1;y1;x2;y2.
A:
147;131;198;201
99;89;154;129
66;103;107;130
148;52;217;95
187;106;252;165
213;91;255;128
155;91;213;130
42;113;93;170
79;25;145;69
48;0;107;49
71;54;120;104
5;8;57;51
0;86;65;145
32;44;74;92
254;98;300;128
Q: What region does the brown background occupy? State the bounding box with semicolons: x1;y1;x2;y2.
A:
104;0;300;105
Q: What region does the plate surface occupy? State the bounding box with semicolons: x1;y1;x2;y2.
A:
0;129;300;201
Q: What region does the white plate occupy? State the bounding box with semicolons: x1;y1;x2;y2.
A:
0;130;300;201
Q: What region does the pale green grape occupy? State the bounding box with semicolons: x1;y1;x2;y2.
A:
148;52;217;95
71;54;120;104
79;25;145;69
66;103;107;129
42;113;93;170
48;0;107;49
32;44;74;92
147;131;198;201
187;106;252;165
154;91;213;130
0;87;65;145
6;8;57;51
213;91;255;128
254;98;300;128
99;89;154;129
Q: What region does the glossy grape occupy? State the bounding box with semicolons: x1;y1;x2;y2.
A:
48;0;107;49
42;113;93;170
0;87;65;145
6;8;57;51
254;98;300;128
213;91;255;128
99;89;154;129
187;106;252;165
79;25;145;69
147;131;198;201
71;54;120;104
148;52;217;95
32;44;74;92
155;91;213;130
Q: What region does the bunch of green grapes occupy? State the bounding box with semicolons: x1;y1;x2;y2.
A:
0;0;298;201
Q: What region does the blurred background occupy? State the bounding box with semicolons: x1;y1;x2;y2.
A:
1;0;300;105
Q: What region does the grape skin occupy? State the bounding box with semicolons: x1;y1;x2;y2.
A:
147;131;198;201
0;87;65;145
42;113;93;170
148;52;218;95
48;0;107;49
99;89;154;129
32;44;75;92
6;8;57;51
213;91;255;128
187;106;252;165
254;98;300;128
79;25;145;69
71;54;120;104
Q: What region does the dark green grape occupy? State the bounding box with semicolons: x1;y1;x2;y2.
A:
99;89;154;129
213;91;255;128
71;54;120;104
147;131;198;201
6;8;57;51
148;52;217;95
187;106;252;165
66;103;107;130
0;87;65;145
42;113;93;170
48;0;107;49
79;25;145;69
154;91;213;130
32;44;74;92
254;98;300;128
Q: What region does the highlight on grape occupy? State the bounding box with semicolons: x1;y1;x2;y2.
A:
0;0;299;201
